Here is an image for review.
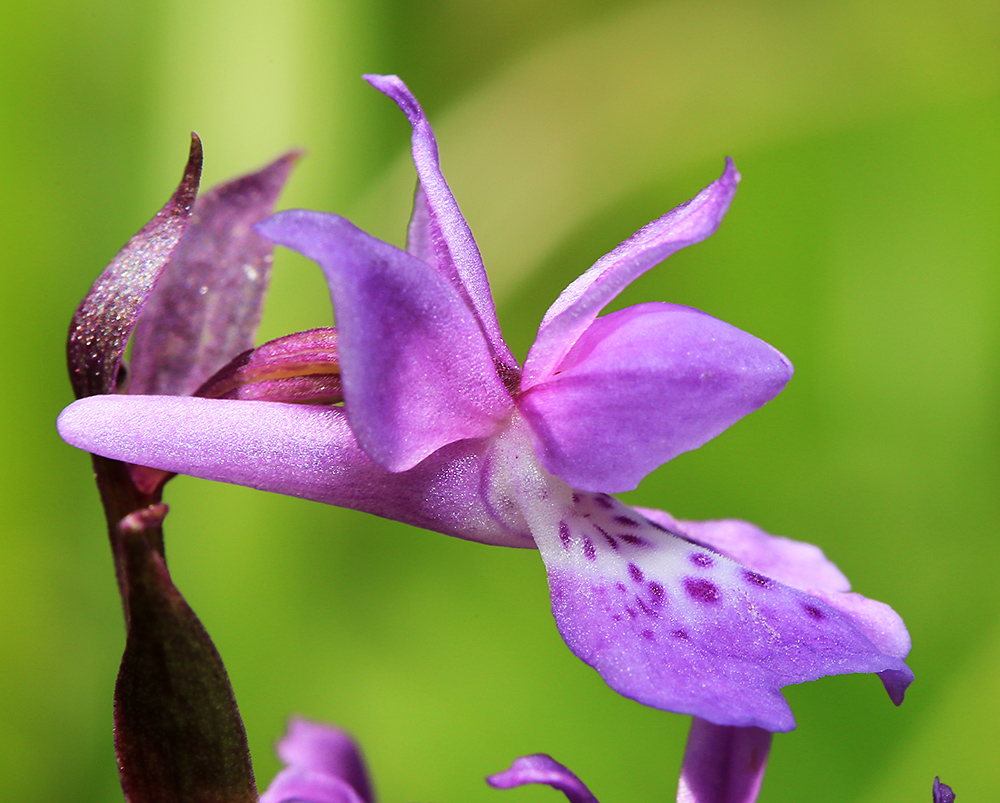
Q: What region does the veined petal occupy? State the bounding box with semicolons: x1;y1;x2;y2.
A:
365;74;516;369
676;719;771;803
56;395;532;548
487;755;600;803
129;151;299;396
522;160;740;389
497;427;912;731
519;303;792;492
256;210;513;472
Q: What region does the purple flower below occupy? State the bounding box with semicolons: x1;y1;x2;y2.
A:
58;74;912;733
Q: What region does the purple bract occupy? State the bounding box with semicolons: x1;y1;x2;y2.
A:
57;74;912;733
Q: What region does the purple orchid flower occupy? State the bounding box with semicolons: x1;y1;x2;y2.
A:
58;75;912;737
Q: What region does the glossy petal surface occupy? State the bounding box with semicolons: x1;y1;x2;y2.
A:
488;754;600;803
676;719;771;803
522;160;740;389
130;151;298;396
57;394;531;548
257;210;513;472
365;74;515;368
519;303;792;491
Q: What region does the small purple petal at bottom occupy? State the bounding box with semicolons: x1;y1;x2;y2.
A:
488;754;600;803
933;776;956;803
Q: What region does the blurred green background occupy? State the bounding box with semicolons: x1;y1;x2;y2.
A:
2;0;998;800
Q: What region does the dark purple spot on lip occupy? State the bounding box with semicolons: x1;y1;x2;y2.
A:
625;607;637;619
744;570;772;588
689;552;713;568
558;521;570;549
583;538;596;562
804;604;824;620
641;629;655;641
614;515;639;527
671;629;689;640
594;494;614;509
684;577;720;604
603;534;619;551
628;563;644;584
648;582;665;604
572;493;581;503
635;597;659;618
615;582;627;593
619;534;649;547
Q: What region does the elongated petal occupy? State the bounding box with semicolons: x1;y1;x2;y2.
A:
129;151;299;396
497;431;912;731
519;303;792;492
57;395;532;548
676;719;771;803
523;160;739;389
364;74;516;368
67;135;202;398
260;768;366;803
275;719;373;803
487;755;600;803
257;210;513;472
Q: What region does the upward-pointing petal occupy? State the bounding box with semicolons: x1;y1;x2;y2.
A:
364;74;516;369
257;210;513;472
522;160;740;389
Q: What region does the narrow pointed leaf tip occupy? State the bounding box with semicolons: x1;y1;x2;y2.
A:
67;134;203;399
129;149;300;396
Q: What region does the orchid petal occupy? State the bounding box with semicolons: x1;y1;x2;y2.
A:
487;754;600;803
676;719;771;803
129;151;299;396
364;74;516;369
274;719;373;803
635;510;851;593
523;160;740;389
56;395;532;548
519;303;792;492
260;768;366;803
638;509;913;705
498;436;912;731
67;135;202;399
256;210;513;472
